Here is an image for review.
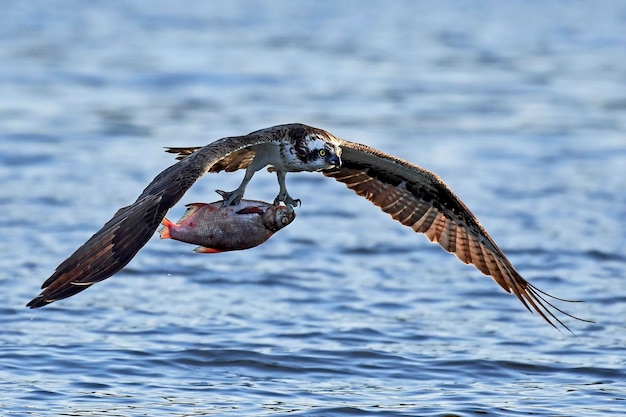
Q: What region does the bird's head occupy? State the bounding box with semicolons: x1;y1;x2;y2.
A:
291;130;342;172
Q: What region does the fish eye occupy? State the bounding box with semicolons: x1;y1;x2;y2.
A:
281;216;289;225
318;149;326;157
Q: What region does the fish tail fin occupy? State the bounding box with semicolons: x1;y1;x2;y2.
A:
159;218;174;239
194;246;223;254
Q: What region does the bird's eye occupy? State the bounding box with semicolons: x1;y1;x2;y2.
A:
318;149;326;157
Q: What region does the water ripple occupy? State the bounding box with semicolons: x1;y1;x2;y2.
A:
3;1;626;416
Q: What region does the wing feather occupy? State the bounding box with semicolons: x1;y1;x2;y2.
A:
325;139;581;331
27;133;280;308
456;226;472;264
438;216;457;253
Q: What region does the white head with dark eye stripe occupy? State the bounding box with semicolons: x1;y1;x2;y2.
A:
288;133;342;172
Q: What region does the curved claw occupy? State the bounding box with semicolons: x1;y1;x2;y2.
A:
287;197;302;207
274;193;301;207
215;189;243;206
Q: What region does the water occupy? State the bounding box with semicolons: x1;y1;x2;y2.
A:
1;1;625;416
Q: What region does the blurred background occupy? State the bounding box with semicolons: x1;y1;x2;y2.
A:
1;1;625;416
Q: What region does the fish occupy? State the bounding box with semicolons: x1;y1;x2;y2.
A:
159;199;296;253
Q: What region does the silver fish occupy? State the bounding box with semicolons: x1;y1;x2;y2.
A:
160;200;295;253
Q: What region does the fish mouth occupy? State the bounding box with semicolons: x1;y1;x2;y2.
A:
276;206;296;227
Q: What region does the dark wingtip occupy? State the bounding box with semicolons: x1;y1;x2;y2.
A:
26;296;50;309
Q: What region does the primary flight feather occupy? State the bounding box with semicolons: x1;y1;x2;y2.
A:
26;124;585;331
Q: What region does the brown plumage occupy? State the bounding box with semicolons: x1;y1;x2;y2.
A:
26;123;587;332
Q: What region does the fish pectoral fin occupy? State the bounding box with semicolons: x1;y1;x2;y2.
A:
236;207;264;215
193;246;223;254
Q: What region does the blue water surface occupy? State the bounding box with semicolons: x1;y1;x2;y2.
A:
1;1;625;416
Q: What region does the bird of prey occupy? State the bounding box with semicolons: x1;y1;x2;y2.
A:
26;123;584;331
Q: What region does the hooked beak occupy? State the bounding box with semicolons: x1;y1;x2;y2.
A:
326;153;341;168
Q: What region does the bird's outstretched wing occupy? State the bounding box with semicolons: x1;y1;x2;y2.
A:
323;139;584;331
26;133;278;308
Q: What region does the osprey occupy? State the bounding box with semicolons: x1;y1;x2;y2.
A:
26;124;585;331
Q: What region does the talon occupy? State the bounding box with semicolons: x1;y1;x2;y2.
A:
274;193;301;207
216;189;243;206
287;197;301;207
215;190;229;200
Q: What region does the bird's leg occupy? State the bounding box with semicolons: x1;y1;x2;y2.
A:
216;164;257;206
274;170;301;207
